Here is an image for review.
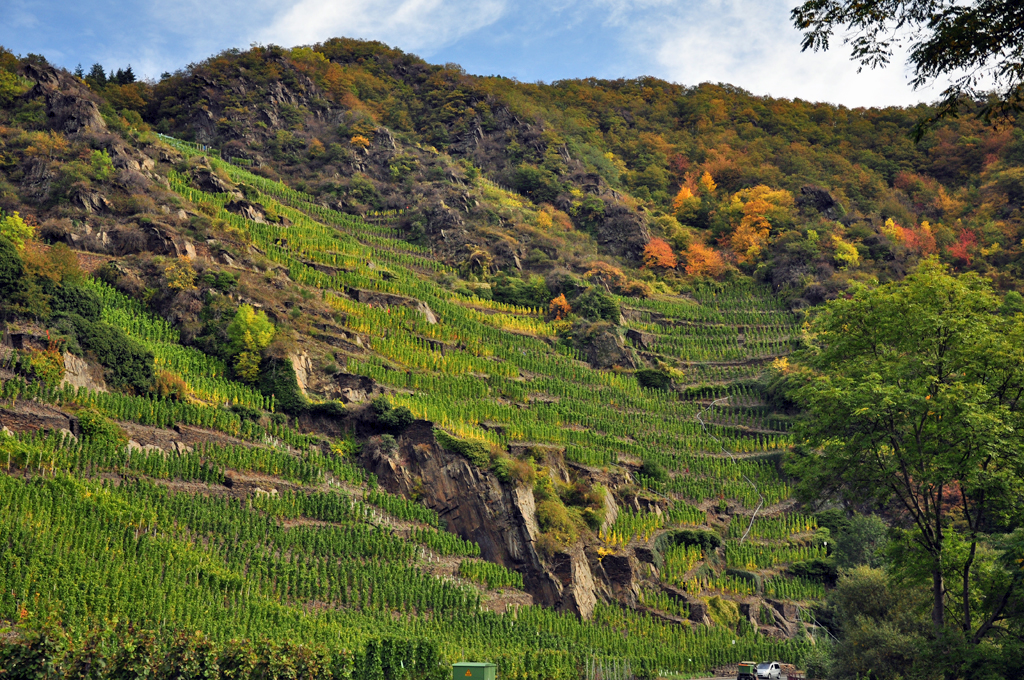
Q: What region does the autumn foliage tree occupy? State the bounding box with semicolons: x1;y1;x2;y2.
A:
164;257;197;291
227;304;275;383
697;171;717;196
882;218;938;258
683;242;727;278
548;294;571;320
948;228;978;265
671;185;695;212
730;201;773;263
642;237;677;270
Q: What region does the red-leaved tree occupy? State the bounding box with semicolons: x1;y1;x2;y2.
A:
642;238;677;270
948;228;978;265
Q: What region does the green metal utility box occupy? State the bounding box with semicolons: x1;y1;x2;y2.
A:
453;662;497;680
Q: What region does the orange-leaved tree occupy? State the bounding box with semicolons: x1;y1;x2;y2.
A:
882;218;938;258
548;294;571;320
683;242;726;278
730;199;773;262
642;238;677;270
671;185;695;211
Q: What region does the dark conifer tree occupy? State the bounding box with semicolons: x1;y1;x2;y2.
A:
86;63;106;86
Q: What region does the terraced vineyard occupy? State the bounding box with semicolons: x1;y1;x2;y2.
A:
0;135;826;679
155;140;824;610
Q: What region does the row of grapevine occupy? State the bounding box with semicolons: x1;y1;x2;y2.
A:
637;587;690;618
728;513;818;540
410;528;481;557
725;543;828;570
365;490;443;528
457;560;524;590
763;576;826;601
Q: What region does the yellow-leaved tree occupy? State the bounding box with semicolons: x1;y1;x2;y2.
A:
0;212;33;252
164;256;197;291
730;199;773;262
697;171;717;196
726;186;794;263
832;235;860;269
227;304;275;383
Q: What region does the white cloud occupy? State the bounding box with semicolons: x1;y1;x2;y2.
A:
260;0;507;54
622;0;944;107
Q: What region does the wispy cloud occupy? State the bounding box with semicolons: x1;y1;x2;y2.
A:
260;0;508;54
596;0;945;106
6;0;40;30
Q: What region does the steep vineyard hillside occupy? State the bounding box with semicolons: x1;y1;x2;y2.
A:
0;131;819;675
0;38;1021;680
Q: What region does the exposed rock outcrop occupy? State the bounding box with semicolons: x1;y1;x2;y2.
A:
61;352;108;392
346;288;438;324
0;400;81;437
225;198;267;223
589;550;640;606
625;328;654;350
364;420;608;615
70;187;113;213
192;168;241;196
24;63;107;135
595;202;651;262
797;185;843;220
547;544;600;617
582;330;635;370
62;221;196;258
331;372;378;403
289;351;314;395
356;420;657;619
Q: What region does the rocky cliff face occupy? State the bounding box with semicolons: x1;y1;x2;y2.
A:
361;420;642;618
354;418;807;637
24;63;107;135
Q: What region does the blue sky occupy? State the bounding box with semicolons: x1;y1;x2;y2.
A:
1;0;944;108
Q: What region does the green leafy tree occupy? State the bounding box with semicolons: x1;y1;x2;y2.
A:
787;260;1024;636
0;235;23;307
574;287;620;322
90;150;115;181
817;566;930;680
833;513;889;569
76;408;128;450
65;315;154;392
792;0;1024;131
53;283;102;321
257;357;306;414
511;164;562;203
0;212;33;252
226;304;275;383
372;397;415;433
